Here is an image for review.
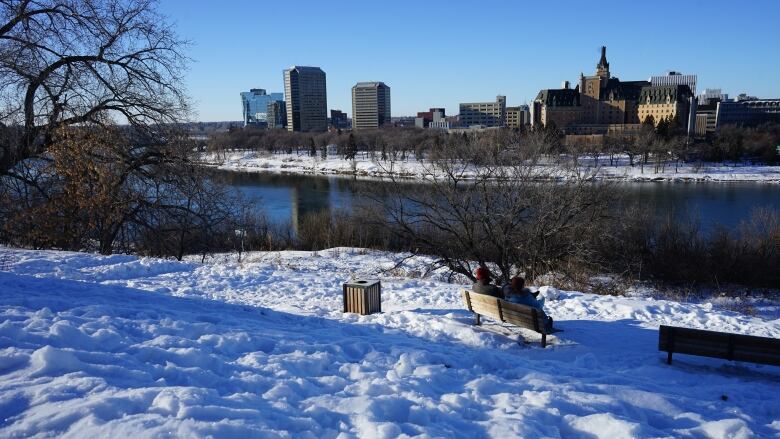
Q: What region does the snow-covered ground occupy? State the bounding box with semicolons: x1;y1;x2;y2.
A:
202;150;780;183
1;247;779;438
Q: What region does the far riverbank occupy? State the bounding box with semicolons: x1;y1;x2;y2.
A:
201;151;780;184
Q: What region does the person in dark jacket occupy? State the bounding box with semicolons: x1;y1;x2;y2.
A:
472;267;502;297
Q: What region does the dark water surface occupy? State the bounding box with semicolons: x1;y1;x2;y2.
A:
212;170;780;232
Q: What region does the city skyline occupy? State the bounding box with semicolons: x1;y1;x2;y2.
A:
160;0;780;121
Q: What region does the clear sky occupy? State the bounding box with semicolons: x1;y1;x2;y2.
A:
159;0;780;122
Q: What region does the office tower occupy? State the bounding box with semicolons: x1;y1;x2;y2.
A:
284;66;327;132
351;82;391;130
267;100;287;129
240;89;284;126
506;105;530;128
650;71;697;95
459;96;506;127
330;110;349;129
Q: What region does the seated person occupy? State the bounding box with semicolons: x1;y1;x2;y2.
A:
472;267;502;298
503;276;553;331
502;276;545;308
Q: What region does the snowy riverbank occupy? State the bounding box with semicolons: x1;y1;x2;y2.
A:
1;247;779;437
202;151;780;183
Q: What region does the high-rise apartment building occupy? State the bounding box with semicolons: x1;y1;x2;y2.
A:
459;96;506;127
240;89;284;126
284;66;327;132
650;71;697;95
351;82;391;130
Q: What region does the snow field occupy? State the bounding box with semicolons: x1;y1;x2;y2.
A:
0;247;778;438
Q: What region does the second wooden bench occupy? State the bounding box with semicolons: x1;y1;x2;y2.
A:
659;325;780;366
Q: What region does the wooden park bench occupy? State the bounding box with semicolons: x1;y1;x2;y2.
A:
659;325;780;366
462;290;554;347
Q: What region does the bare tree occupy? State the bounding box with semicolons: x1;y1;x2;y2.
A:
364;139;615;284
0;0;189;175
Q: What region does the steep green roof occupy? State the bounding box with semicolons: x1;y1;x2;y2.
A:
535;88;580;106
602;79;649;101
639;85;694;104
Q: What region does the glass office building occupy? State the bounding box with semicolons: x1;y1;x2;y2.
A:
240;89;284;126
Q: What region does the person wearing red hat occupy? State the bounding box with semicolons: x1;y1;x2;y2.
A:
472;266;502;297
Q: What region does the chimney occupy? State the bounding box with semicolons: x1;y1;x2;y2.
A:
562;81;570;89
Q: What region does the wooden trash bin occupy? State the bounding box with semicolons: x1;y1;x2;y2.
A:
343;279;382;315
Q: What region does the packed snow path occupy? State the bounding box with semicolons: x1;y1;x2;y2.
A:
0;248;778;438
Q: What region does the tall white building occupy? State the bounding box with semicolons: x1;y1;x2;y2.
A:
351;82;391;131
284;66;327;132
698;88;729;103
650;71;697;95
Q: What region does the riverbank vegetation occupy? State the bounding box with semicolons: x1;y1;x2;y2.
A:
206;120;780;168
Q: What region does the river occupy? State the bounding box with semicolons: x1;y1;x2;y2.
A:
211;170;780;233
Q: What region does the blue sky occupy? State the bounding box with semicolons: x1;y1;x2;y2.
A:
160;0;780;122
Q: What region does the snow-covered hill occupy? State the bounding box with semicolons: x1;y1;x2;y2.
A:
0;248;778;438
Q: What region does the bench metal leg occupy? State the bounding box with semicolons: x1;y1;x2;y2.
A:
667;351;673;365
475;314;481;326
541;334;547;348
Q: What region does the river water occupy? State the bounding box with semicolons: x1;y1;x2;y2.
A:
211;170;780;233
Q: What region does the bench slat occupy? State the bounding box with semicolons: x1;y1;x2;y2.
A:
468;293;502;305
501;308;546;329
471;303;501;318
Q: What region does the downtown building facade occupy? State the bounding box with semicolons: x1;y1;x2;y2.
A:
532;46;695;136
351;82;391;131
459;96;507;127
330;110;349;130
267;100;287;129
284;66;328;132
650;71;697;95
506;105;530;128
415;108;446;128
240;89;284;126
717;97;780;127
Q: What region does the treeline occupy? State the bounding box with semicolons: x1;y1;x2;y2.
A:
207;121;780;166
207;126;448;161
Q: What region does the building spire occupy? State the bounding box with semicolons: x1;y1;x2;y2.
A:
596;46;610;78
